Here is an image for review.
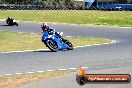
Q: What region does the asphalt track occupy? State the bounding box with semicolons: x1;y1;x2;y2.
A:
0;20;132;88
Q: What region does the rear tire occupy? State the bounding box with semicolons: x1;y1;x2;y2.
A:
66;41;73;50
13;22;18;26
15;22;18;26
45;39;58;52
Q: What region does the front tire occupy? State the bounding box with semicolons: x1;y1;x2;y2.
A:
45;39;58;52
6;20;10;25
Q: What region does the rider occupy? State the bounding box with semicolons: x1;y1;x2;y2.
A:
41;23;54;32
7;17;13;24
41;23;67;43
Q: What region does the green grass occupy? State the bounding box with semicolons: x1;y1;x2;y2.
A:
0;10;132;27
0;30;112;52
0;70;69;88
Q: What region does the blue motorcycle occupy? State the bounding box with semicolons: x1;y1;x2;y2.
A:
41;29;73;52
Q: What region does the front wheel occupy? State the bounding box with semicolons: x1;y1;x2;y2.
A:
66;41;73;50
6;20;11;25
45;39;58;52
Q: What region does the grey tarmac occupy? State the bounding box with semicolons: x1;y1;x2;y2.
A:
20;66;132;88
0;20;132;88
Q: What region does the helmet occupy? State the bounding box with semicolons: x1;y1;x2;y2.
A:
41;23;48;30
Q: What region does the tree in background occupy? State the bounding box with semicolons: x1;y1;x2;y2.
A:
74;0;84;9
1;0;34;4
2;0;14;4
64;0;75;7
43;0;54;7
41;0;76;8
1;0;84;9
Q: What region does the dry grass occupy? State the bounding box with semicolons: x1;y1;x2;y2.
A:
65;36;112;47
0;10;132;26
0;70;69;88
0;30;112;52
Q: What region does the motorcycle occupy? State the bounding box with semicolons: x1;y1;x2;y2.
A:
6;18;18;26
41;29;73;52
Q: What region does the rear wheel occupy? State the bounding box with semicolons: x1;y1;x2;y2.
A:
66;41;73;50
45;39;58;52
14;22;18;26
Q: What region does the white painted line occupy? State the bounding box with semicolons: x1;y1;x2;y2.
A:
93;44;102;46
82;67;89;69
1;49;49;54
73;47;78;49
69;68;77;72
103;43;110;45
15;73;23;75
74;44;94;48
27;72;35;74
46;70;54;72
58;69;67;71
37;71;44;73
0;67;89;77
73;40;118;49
119;27;132;29
5;74;12;76
34;49;49;51
0;39;119;54
19;32;23;33
30;33;35;35
110;42;114;43
112;40;117;43
69;68;77;70
0;19;6;21
66;36;71;37
84;45;93;47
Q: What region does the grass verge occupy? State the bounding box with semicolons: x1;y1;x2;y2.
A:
0;30;112;52
0;70;69;88
0;10;132;27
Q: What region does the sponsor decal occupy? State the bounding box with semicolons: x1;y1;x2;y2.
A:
76;66;131;85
